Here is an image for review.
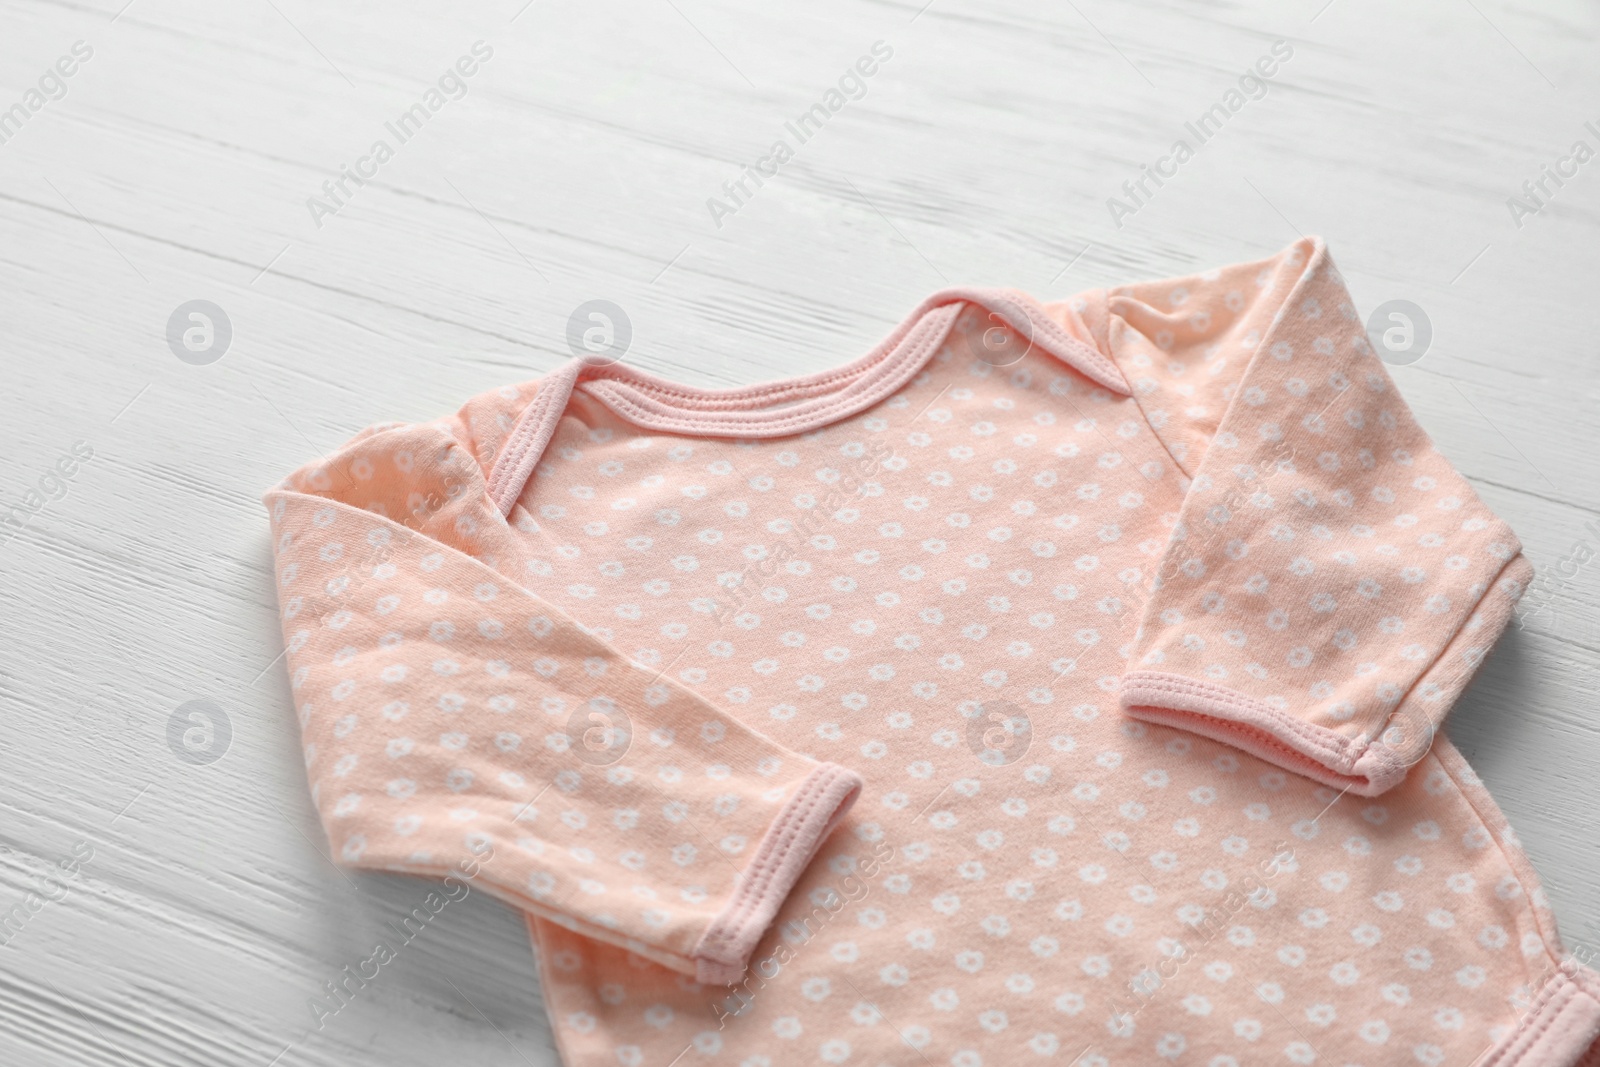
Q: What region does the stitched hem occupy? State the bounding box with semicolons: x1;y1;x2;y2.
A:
485;287;1130;515
1479;958;1600;1067
691;763;863;986
1120;671;1408;797
486;357;591;515
583;304;961;441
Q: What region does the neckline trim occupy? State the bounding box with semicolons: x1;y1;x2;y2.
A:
486;286;1128;515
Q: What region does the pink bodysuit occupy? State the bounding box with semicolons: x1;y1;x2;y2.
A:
266;237;1600;1066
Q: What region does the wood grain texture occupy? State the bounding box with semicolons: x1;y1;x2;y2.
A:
1;0;1596;1062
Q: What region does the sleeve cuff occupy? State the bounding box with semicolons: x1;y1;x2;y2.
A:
692;763;863;985
1121;671;1412;795
1121;551;1533;797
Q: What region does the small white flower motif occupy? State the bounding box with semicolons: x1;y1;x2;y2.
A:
818;1040;850;1064
1351;923;1383;947
1284;1041;1317;1065
1329;961;1361;986
1373;890;1404;912
980;914;1011;937
977;1010;1007;1033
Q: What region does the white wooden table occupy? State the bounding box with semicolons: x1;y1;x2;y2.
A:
2;0;1596;1062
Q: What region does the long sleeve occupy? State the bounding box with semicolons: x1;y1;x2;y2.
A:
264;416;861;984
1081;237;1532;796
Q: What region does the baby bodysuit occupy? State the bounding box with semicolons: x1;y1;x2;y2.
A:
265;237;1600;1066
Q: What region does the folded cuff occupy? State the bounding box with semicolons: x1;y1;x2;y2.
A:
693;763;863;985
1120;671;1412;797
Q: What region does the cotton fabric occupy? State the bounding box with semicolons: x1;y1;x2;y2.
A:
266;237;1600;1066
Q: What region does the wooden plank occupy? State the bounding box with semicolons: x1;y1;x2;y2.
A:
1;0;1597;1061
